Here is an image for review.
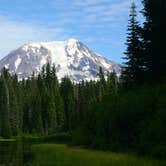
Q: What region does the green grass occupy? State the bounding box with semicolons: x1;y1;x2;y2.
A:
0;134;42;142
0;137;16;142
27;144;166;166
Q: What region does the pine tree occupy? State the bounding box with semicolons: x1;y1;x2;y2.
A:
9;76;20;136
51;65;65;131
60;77;75;131
106;71;118;95
142;0;166;83
22;78;31;133
45;63;52;87
0;69;20;135
31;92;43;133
122;2;144;89
99;67;106;89
0;78;11;138
98;67;106;100
17;79;24;135
45;91;57;134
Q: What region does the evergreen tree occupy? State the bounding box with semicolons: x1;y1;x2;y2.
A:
0;78;11;138
17;79;24;135
99;67;106;89
31;92;43;133
142;0;166;83
24;79;32;133
51;65;65;131
106;71;118;96
45;91;57;134
98;67;106;100
60;77;75;131
9;75;20;135
122;2;144;89
0;69;20;135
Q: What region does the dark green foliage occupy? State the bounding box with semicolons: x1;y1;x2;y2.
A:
141;0;166;83
8;76;20;135
123;0;166;86
98;67;107;100
60;77;75;131
74;84;166;158
106;71;118;96
43;133;71;143
0;62;165;158
0;64;65;136
31;93;43;133
122;2;145;88
0;71;11;138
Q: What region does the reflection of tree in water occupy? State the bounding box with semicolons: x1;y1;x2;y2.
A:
0;142;33;166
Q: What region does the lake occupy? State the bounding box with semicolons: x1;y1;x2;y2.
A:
0;141;33;166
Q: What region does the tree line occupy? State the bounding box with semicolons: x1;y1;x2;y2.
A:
0;65;117;138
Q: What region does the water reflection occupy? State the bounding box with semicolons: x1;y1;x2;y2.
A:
0;141;33;166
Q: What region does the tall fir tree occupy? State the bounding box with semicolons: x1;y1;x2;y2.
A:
98;67;106;100
60;77;75;131
0;78;11;138
51;65;65;131
9;75;20;136
142;0;166;83
122;2;144;89
40;64;58;134
106;71;118;96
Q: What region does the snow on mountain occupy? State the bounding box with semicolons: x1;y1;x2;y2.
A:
0;38;121;82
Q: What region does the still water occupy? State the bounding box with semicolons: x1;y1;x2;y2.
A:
0;141;33;166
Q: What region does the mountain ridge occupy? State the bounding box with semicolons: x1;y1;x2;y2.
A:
0;38;121;82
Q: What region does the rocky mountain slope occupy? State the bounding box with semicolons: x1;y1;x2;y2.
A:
0;38;121;82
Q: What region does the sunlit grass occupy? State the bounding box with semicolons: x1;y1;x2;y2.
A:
0;137;16;142
27;144;166;166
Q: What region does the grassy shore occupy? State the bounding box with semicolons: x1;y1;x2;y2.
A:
0;137;16;142
27;144;166;166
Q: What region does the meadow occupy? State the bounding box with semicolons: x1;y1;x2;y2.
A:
27;144;166;166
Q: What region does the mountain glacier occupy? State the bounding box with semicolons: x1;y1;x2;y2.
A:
0;38;121;82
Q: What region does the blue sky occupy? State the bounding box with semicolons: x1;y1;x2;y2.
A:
0;0;143;63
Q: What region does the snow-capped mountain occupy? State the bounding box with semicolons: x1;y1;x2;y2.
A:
0;38;121;82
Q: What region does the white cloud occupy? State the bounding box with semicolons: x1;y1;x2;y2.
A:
83;1;131;23
73;0;111;6
0;16;67;59
53;0;141;26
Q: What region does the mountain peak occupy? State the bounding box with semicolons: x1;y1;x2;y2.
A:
0;39;121;82
67;38;79;43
